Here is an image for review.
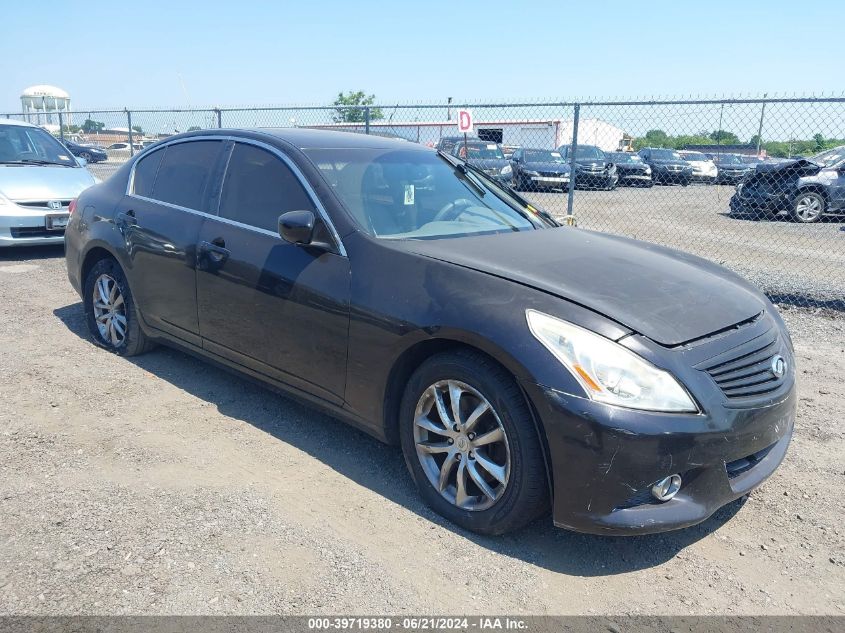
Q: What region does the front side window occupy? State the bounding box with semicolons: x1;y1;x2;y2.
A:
0;125;78;166
306;148;550;240
218;143;315;233
150;140;222;211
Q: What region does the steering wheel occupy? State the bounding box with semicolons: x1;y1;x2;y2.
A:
433;198;474;222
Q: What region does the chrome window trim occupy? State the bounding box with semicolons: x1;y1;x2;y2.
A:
125;134;347;256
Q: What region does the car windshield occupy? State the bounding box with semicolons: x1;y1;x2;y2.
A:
306;148;549;240
0;125;78;166
524;149;566;163
650;149;683;161
574;146;604;160
681;152;708;161
713;154;742;164
456;143;505;160
810;147;845;167
608;152;642;163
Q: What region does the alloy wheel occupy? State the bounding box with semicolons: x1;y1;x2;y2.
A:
413;380;511;511
92;274;127;346
794;194;823;222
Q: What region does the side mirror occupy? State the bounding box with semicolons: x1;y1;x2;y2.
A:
278;210;315;245
76;156;88;167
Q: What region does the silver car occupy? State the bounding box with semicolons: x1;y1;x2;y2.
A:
0;119;97;247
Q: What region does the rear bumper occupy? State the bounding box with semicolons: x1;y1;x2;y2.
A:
522;380;796;535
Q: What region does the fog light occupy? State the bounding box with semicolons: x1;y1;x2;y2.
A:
651;474;682;501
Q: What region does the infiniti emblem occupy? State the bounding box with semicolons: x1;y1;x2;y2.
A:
771;355;786;378
47;200;62;210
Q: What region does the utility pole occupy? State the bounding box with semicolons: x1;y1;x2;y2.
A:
755;93;768;156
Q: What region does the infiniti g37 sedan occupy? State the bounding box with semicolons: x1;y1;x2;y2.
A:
65;129;796;536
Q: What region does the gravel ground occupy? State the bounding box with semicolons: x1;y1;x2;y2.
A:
0;247;843;617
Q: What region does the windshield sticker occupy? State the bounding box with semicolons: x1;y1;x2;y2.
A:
486;144;497;150
551;152;561;158
58;154;70;160
404;184;415;205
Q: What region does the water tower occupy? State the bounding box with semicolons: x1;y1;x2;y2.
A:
20;85;72;127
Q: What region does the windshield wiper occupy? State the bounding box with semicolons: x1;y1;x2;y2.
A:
437;150;486;196
0;159;74;167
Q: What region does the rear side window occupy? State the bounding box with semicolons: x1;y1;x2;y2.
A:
150;140;222;211
218;143;315;232
132;148;165;198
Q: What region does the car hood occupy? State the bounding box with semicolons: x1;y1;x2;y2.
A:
467;158;509;169
398;227;765;346
0;165;96;200
523;161;570;172
575;159;608;168
753;158;821;176
651;160;690;167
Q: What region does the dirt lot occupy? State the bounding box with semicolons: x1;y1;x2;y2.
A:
0;247;843;616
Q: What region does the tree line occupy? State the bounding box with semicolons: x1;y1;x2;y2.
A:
634;128;844;157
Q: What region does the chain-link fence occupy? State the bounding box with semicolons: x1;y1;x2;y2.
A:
5;96;843;310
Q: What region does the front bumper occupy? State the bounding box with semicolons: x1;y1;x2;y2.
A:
655;169;692;183
0;205;69;247
522;378;795;535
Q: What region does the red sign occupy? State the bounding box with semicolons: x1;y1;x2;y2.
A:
457;109;473;134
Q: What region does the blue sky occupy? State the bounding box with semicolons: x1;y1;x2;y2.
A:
1;1;841;112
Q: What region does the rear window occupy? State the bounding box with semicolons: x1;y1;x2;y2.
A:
150;141;222;211
132;148;165;198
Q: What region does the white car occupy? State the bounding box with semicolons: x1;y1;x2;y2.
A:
105;142;144;159
679;150;717;183
0;119;97;247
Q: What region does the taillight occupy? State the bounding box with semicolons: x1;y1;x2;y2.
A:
68;199;77;216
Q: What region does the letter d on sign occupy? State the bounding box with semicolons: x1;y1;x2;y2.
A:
457;109;473;134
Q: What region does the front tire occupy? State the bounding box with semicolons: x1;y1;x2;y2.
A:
83;258;153;356
791;191;825;223
399;350;549;535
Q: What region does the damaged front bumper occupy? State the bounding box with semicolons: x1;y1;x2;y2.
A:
521;379;796;535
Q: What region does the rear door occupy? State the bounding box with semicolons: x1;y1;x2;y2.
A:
195;140;351;403
120;139;225;346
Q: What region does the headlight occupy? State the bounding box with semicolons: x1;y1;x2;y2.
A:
526;310;698;412
645;166;652;174
500;165;512;176
524;169;540;177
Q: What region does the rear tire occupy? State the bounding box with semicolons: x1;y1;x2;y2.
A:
399;350;549;535
83;258;154;356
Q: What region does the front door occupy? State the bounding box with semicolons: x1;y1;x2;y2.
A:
196;141;350;404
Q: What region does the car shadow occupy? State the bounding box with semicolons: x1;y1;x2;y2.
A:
0;244;65;261
53;301;746;577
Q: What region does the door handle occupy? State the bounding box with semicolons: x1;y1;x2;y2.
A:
199;239;230;264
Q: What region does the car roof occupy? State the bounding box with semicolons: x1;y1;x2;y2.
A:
0;118;39;128
255;128;428;151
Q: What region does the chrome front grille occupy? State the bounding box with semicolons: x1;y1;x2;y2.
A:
697;326;788;400
14;200;72;211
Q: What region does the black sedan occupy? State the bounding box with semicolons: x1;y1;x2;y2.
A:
711;153;752;184
62;139;108;163
509;147;571;191
638;148;693;185
65;129;795;536
450;139;513;185
606;152;653;187
556;144;617;190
